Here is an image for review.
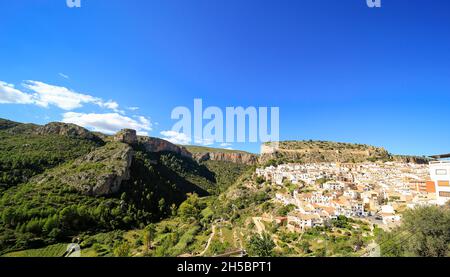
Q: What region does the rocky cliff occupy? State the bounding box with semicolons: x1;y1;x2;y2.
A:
138;136;192;158
40;141;134;196
192;151;258;165
34;122;99;141
114;129;138;144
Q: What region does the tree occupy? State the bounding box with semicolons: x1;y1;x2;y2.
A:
401;206;450;257
278;204;296;216
299;241;311;254
247;232;276;257
43;215;59;234
178;202;198;219
144;224;156;250
378;206;450;257
114;241;131;257
170;204;177;217
178;193;201;219
2;207;16;227
158;198;166;214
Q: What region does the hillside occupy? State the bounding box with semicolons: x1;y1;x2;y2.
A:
259;140;428;165
0;118;249;255
0;118;431;257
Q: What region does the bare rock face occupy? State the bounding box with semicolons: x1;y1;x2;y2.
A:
192;152;258;165
48;142;134;196
34;122;97;140
138;136;192;158
114;129;137;145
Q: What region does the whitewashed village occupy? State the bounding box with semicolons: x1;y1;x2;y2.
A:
254;160;449;233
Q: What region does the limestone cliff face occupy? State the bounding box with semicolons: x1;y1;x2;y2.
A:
43;142;134;196
192;152;258;165
138;136;192;158
34;122;98;141
259;141;391;164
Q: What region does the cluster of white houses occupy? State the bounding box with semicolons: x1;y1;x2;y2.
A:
256;161;447;232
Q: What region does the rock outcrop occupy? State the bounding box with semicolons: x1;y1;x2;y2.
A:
114;129;137;145
192;152;258;165
45;142;134;196
34;122;98;141
259;140;391;164
138;136;192;158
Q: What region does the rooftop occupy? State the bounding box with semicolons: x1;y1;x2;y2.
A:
429;153;450;159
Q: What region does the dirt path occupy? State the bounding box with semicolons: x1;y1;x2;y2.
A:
233;229;243;249
198;224;216;256
252;217;266;234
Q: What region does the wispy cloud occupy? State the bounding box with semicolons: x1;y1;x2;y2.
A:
63;112;152;136
58;73;69;79
160;130;191;145
127;106;139;111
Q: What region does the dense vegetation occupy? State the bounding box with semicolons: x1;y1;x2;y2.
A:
274;140;386;151
376;205;450;257
0;118;251;256
0;132;98;190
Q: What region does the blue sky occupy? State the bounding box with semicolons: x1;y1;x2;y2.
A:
1;0;450;155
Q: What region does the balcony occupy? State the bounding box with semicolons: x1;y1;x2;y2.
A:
429;160;450;165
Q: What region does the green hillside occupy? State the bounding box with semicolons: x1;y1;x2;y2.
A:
0;118;249;256
0;129;99;191
261;140;391;164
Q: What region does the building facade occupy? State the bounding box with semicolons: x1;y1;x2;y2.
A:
429;160;450;205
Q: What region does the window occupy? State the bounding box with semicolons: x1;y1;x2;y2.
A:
439;191;450;198
435;169;448;175
438;181;450;187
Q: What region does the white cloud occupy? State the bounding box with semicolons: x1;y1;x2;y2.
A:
127;106;139;111
1;80;124;113
99;100;119;111
62;112;152;136
58;73;69;79
220;143;232;147
0;81;34;104
22;80;119;111
1;79;152;136
160;130;191;145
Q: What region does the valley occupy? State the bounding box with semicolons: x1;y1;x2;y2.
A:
0;118;448;257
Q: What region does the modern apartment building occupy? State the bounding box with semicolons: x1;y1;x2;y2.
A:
429;154;450;205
